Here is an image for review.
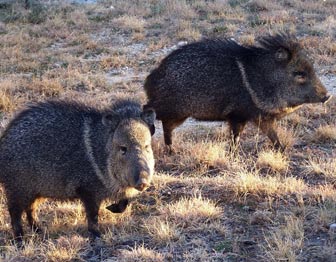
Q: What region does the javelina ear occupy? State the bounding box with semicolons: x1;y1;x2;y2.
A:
102;113;119;130
275;48;290;62
141;107;156;136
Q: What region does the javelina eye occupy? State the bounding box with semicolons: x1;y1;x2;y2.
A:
145;144;151;151
293;71;306;84
119;146;127;155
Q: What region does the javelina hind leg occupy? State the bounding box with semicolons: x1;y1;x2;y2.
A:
26;200;41;233
77;188;101;238
162;118;187;153
228;120;247;150
255;118;285;151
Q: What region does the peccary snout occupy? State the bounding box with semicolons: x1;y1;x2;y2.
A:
135;171;151;191
311;78;331;104
314;80;332;104
135;178;150;191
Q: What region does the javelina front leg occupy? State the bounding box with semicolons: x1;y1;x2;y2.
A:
26;200;41;233
106;199;129;213
162;118;187;153
77;188;101;238
8;203;24;245
255;118;284;151
228;119;247;149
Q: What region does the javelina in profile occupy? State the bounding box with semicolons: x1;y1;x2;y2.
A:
144;32;331;151
0;99;156;243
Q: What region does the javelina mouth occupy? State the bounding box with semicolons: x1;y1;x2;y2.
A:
321;95;332;104
135;182;150;191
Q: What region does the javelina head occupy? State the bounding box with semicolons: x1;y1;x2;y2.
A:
257;33;331;107
103;107;156;192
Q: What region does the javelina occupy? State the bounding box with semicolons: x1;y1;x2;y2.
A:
144;32;331;151
0;99;156;243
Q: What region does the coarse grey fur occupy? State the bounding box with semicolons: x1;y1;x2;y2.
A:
144;32;331;151
0;98;156;243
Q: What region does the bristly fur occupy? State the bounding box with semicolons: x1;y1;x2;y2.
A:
178;38;243;53
0;97;155;241
110;99;142;119
144;31;328;151
162;33;302;63
23;98;143;117
162;38;251;62
0;99;142;141
256;32;301;53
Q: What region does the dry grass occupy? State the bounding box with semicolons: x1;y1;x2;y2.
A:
304;157;336;179
176;20;202;41
113;15;146;33
143;217;181;244
158;195;222;225
0;0;335;261
118;244;164;262
313;125;336;143
263;216;304;262
235;171;307;197
0;89;14;113
257;150;289;173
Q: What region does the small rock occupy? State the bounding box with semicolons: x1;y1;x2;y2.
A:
177;41;188;46
329;223;336;231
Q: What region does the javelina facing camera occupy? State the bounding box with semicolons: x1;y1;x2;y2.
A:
0;99;156;243
144;32;331;151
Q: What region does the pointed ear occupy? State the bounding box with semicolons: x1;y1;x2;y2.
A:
102;113;119;130
275;48;290;62
141;107;156;136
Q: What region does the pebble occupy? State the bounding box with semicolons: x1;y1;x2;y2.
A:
329;223;336;231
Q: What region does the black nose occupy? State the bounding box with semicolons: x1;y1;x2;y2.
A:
135;178;150;191
321;94;332;104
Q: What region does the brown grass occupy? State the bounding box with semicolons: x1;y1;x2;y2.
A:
263;216;304;262
257;150;289;173
158;195;222;225
313;125;336;143
113;15;146;33
119;244;165;262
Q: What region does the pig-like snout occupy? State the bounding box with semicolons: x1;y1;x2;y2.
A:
131;150;153;191
314;79;331;104
134;170;151;191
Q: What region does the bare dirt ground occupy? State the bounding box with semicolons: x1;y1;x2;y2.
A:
0;1;335;261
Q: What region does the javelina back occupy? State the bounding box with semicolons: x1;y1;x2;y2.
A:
0;99;156;243
144;32;331;151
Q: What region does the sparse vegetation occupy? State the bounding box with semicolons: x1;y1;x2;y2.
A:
0;0;335;261
257;150;289;173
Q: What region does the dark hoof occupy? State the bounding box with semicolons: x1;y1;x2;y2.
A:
166;145;175;155
89;229;101;240
274;143;286;152
106;199;129;213
11;237;24;249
